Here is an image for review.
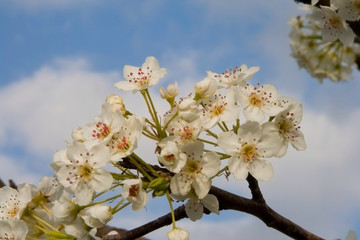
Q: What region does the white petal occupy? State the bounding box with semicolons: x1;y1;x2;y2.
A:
217;131;240;155
91;168;113;193
192;174;211;199
75;181;94;206
201;194;219;215
185;199;203;221
249;159;274;182
201;152;220;178
228;156;249;180
170;173;192;197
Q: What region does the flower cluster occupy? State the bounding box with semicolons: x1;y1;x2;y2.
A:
289;1;360;82
0;56;307;240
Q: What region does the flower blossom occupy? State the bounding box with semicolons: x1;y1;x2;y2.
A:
170;141;220;199
201;89;240;129
0;220;28;240
79;204;113;228
332;0;360;21
114;56;167;93
194;76;218;100
160;82;178;105
185;193;219;221
262;102;306;157
237;83;283;123
167;227;189;240
121;179;148;211
53;142;113;206
0;186;32;221
217;121;280;181
157;140;187;173
207;64;259;88
309;6;355;46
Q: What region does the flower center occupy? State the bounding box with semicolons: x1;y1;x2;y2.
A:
109;134;132;154
179;126;193;141
78;162;94;181
128;67;151;87
92;122;111;139
129;184;140;197
210;104;225;116
248;94;263;107
184;160;201;174
240;144;258;163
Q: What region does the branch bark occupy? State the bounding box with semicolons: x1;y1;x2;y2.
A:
102;181;325;240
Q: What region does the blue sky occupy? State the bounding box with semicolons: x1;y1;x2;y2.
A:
0;0;359;239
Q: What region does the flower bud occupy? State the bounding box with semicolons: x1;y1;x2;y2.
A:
160;82;178;106
106;94;126;115
194;77;217;100
167;227;189;240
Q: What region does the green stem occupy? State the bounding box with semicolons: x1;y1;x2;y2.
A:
128;155;153;181
221;121;229;132
197;137;218;146
166;191;176;229
132;152;161;178
205;129;218;139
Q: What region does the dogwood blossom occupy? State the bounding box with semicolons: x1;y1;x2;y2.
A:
237;83;283;122
114;56;167;93
121;179;148;211
218;121;280;181
170;141;220;199
53;142;113;206
263;102;306;157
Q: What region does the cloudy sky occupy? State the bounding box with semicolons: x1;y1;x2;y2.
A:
0;0;359;239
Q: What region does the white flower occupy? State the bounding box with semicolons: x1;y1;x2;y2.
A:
207;64;259;88
176;96;201;122
237;83;283;123
105;94;126;115
310;6;355;46
114;56;167;93
170;141;220;199
262;102;306;157
106;115;143;162
160;82;178;105
121;179;148;211
167;227;189;240
54;142;113;206
185;194;219;221
217;121;280;181
194;76;218;100
201;89;240;129
0;186;32;221
157;140;187;173
0;220;28;240
166;117;202;146
332;0;360;21
79;204;112;228
81;103;125;147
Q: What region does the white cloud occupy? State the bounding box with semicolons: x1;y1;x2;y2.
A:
0;154;40;185
0;58;119;158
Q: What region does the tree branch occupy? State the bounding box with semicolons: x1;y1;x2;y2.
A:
102;182;324;240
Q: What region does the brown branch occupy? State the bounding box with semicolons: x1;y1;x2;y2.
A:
103;205;187;240
246;174;265;203
102;182;324;240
